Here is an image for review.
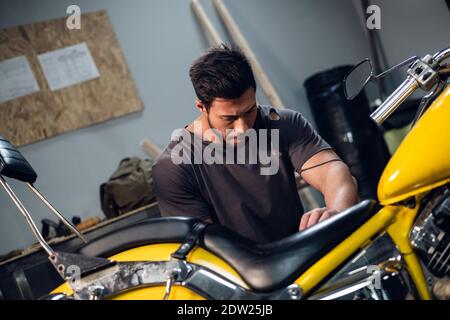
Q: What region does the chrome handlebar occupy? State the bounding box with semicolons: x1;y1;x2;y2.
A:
370;47;450;126
370;77;419;125
433;47;450;64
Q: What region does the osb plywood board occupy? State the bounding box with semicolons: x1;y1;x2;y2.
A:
0;10;143;146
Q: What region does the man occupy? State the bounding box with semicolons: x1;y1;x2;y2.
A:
152;45;358;243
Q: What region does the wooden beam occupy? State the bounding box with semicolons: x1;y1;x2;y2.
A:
212;0;284;109
140;138;162;160
191;0;222;45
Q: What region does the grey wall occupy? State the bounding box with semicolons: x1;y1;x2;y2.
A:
0;0;447;256
353;0;450;93
371;0;450;65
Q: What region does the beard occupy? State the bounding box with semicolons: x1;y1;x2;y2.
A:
206;114;245;146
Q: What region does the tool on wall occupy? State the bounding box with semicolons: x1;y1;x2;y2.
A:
140;138;162;160
191;0;222;45
212;0;285;109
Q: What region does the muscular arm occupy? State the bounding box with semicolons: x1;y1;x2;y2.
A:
298;149;358;230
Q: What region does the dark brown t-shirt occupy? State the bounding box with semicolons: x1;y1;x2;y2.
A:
152;105;332;243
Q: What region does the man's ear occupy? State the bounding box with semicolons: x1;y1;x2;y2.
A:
195;99;207;113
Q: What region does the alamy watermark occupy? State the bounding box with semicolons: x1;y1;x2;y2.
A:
169;123;280;176
366;5;381;30
66;5;81;30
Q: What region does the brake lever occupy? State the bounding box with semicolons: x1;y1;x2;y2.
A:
411;79;446;127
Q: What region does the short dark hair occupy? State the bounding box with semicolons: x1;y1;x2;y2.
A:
189;44;256;110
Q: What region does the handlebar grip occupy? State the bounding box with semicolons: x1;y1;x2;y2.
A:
370;76;419;126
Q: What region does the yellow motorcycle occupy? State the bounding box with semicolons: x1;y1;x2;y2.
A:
1;47;449;300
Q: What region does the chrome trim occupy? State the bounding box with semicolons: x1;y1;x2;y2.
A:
407;57;439;91
411;214;445;255
70;260;187;300
343;58;373;100
40;293;73;300
310;262;404;300
370;76;419;125
433;47;450;64
26;183;87;243
370;46;450;126
0;175;55;256
410;189;450;277
318;279;373;300
51;258;303;300
309;234;412;300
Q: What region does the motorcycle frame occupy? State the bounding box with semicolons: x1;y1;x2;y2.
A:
294;201;431;299
50;200;430;300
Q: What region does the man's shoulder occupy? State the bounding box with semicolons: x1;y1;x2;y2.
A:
153;139;192;175
259;104;306;125
154;146;172;169
258;104;312;140
152;147;196;194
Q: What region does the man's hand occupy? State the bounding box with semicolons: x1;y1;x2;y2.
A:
299;150;358;226
299;207;339;231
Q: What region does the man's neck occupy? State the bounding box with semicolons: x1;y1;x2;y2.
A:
186;114;218;143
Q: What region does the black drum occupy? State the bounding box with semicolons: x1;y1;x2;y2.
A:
304;66;390;200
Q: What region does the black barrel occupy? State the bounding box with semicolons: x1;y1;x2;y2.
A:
304;66;390;200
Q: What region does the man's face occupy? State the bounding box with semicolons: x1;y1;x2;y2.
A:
197;88;258;144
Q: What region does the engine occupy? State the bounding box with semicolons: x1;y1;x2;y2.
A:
410;186;450;278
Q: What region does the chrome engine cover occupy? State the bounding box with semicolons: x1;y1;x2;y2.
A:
309;234;413;300
411;187;450;278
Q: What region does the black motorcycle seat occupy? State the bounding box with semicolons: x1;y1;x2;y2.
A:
78;217;200;257
78;200;377;292
201;199;377;292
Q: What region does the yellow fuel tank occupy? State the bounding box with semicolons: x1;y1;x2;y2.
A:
378;85;450;205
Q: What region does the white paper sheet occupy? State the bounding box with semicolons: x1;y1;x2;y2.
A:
37;42;100;91
0;56;40;104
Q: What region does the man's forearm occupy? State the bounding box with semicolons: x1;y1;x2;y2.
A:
299;153;359;230
323;162;358;211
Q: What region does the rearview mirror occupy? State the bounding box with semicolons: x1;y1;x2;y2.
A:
343;59;374;100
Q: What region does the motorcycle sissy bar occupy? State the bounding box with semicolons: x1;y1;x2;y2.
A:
0;175;88;257
0;175;103;288
0;135;87;251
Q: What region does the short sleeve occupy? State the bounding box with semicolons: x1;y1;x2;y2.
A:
152;156;211;220
286;111;333;172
